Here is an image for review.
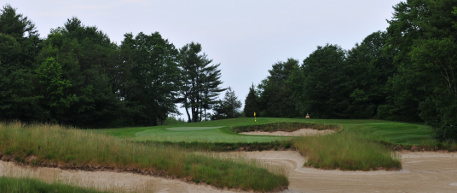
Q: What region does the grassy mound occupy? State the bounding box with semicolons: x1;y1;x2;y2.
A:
294;132;402;171
0;122;288;192
0;177;106;193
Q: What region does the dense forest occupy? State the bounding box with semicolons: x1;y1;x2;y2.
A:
1;1;457;141
0;4;239;127
244;0;457;140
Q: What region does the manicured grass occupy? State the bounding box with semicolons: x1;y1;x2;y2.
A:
0;122;288;192
0;177;106;193
293;132;402;171
132;126;284;143
90;118;441;171
95;118;439;148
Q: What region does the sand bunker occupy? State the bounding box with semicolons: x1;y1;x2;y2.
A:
240;128;335;136
223;151;457;193
2;151;457;193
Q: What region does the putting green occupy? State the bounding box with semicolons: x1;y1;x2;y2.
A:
166;126;224;131
133;126;284;143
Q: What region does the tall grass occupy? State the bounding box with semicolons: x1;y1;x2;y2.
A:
0;177;106;193
0;122;288;192
293;132;402;171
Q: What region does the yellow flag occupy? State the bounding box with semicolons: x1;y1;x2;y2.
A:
254;112;256;117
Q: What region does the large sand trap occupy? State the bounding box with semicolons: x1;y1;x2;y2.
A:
240;128;335;136
2;151;457;192
224;151;457;193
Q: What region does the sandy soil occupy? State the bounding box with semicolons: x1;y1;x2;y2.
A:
2;151;457;193
224;151;457;193
0;160;241;193
240;128;335;136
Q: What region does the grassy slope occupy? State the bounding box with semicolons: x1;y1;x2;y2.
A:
0;177;106;193
0;122;288;192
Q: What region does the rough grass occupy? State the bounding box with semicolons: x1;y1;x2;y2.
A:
0;177;106;193
294;132;402;171
0;122;288;192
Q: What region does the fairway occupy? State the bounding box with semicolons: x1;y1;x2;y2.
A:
165;126;224;131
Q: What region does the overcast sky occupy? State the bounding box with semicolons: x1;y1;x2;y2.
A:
4;0;402;118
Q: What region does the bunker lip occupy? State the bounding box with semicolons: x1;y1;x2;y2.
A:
0;160;242;193
0;153;287;193
239;128;335;136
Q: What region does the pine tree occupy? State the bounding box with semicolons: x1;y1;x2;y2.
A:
244;84;258;117
178;42;225;122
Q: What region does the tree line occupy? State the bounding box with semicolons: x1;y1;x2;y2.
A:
0;4;243;127
244;0;457;141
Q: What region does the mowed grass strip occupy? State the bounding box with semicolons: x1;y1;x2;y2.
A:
294;132;402;171
0;122;288;192
0;177;106;193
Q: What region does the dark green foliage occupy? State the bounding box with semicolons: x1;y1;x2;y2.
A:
258;58;299;117
381;0;457;140
345;31;394;118
300;44;350;118
118;32;180;126
0;5;41;122
243;84;259;117
0;5;232;127
178;42;226;122
34;57;78;122
36;17;122;127
0;4;37;38
211;87;242;120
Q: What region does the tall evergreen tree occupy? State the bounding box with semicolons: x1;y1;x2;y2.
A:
178;42;225;122
0;5;41;122
344;31;394;118
244;84;259;117
258;58;299;117
118;32;180;126
300;44;349;118
212;87;242;120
